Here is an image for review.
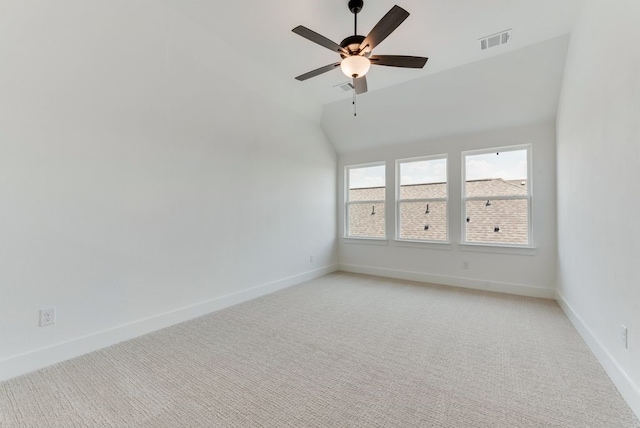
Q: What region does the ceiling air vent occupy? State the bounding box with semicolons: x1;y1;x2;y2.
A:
333;82;354;93
479;29;511;51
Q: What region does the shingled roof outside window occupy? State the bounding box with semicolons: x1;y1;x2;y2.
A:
348;179;528;243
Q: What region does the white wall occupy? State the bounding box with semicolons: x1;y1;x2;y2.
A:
556;0;640;416
0;1;337;380
338;122;557;298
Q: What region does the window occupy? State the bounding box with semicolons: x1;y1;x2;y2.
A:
345;163;386;238
463;146;531;246
396;156;448;242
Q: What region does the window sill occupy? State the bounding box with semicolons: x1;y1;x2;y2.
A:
342;237;389;246
394;240;452;251
459;243;537;256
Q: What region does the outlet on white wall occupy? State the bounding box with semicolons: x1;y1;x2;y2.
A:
621;324;628;349
39;308;56;327
309;255;314;263
462;261;470;269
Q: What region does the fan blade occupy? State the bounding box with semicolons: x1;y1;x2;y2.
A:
353;76;368;94
359;5;410;53
292;26;347;55
295;62;341;81
369;55;428;68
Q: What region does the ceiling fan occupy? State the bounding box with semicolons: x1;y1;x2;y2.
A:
292;0;428;95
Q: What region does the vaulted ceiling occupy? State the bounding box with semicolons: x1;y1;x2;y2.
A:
163;0;584;152
322;35;569;152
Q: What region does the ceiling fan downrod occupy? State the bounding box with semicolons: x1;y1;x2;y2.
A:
349;0;364;35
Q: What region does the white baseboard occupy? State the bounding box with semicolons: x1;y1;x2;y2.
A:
556;292;640;420
0;265;338;382
338;263;555;299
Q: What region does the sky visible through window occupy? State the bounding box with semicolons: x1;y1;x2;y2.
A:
400;159;446;185
466;149;527;181
349;165;385;189
349;150;526;189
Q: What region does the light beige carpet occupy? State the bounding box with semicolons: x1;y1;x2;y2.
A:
1;272;638;427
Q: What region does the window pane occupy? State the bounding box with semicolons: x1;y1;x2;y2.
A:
400;183;446;199
349;165;385;192
399;201;447;241
400;158;447;199
466;179;528;198
346;164;385;238
465;150;527;197
349;187;385;202
348;202;385;238
465;199;528;245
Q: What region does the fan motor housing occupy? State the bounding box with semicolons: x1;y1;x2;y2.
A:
348;0;363;14
340;35;366;56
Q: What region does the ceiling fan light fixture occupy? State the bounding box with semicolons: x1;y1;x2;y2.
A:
340;55;370;78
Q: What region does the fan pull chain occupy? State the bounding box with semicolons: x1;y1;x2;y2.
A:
353;87;357;117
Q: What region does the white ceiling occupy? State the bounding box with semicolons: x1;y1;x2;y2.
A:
163;0;583;104
162;0;584;152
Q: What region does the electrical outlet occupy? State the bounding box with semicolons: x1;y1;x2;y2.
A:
621;324;628;349
309;255;314;263
462;261;470;269
39;307;56;327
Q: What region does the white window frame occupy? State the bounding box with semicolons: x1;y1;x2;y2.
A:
395;154;449;243
345;161;386;240
461;144;532;248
